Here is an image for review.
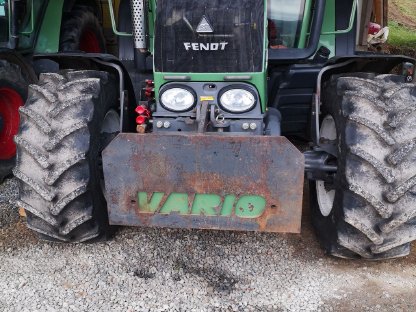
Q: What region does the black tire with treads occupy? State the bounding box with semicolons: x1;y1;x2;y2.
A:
59;7;106;53
311;73;416;259
14;70;118;242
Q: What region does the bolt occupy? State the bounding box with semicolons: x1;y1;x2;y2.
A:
163;121;171;129
242;123;249;130
136;124;147;133
156;121;163;128
249;123;257;130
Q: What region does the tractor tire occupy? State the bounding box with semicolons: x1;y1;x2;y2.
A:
0;60;27;182
59;7;106;53
311;73;416;260
14;70;118;242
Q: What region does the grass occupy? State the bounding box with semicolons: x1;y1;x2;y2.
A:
388;21;416;48
388;0;416;48
391;0;416;23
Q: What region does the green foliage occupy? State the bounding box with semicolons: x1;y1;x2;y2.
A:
391;0;416;22
388;21;416;48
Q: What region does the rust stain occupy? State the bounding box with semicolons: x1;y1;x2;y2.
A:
103;133;304;233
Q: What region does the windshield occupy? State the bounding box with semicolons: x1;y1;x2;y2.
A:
267;0;306;49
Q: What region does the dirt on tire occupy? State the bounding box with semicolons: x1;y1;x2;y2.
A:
13;70;118;242
312;73;416;260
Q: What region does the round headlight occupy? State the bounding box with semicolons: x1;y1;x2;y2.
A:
219;88;256;113
160;88;195;112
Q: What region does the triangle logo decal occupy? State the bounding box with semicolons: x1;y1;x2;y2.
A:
196;15;214;33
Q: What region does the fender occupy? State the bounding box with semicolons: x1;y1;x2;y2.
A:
312;54;416;145
33;52;137;131
0;49;37;83
304;54;416;181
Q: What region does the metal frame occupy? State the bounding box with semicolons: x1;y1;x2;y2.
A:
107;0;133;37
19;0;34;35
321;0;358;35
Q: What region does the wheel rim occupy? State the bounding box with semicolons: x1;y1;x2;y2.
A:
79;28;102;53
316;115;337;217
0;87;24;160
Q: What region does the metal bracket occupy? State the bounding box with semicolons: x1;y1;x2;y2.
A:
93;58;127;132
304;149;337;182
7;0;34;38
107;0;133;37
321;0;358;35
313;59;356;144
19;0;34;35
196;101;209;133
210;104;230;130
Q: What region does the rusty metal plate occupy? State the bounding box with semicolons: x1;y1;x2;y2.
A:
102;133;304;233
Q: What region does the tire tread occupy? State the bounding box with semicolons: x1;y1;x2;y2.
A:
314;73;416;259
15;70;114;242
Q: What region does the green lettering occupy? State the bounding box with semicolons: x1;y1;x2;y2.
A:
138;192;266;218
235;195;266;218
138;192;164;212
220;195;236;216
191;194;221;216
160;193;189;215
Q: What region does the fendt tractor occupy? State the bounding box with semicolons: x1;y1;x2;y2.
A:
2;0;416;260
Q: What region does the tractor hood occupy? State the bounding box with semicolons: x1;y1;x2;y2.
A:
154;0;265;73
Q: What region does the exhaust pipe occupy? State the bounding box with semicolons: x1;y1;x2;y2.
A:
130;0;147;52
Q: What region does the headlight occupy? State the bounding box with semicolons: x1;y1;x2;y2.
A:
219;88;256;113
160;87;195;112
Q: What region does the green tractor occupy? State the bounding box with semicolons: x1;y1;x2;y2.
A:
0;0;106;181
11;0;416;260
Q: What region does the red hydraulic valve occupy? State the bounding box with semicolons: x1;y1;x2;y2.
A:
135;105;151;118
135;104;151;133
145;79;154;87
144;80;155;99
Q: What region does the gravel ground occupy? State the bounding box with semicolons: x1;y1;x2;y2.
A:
0;178;19;228
0;178;415;312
